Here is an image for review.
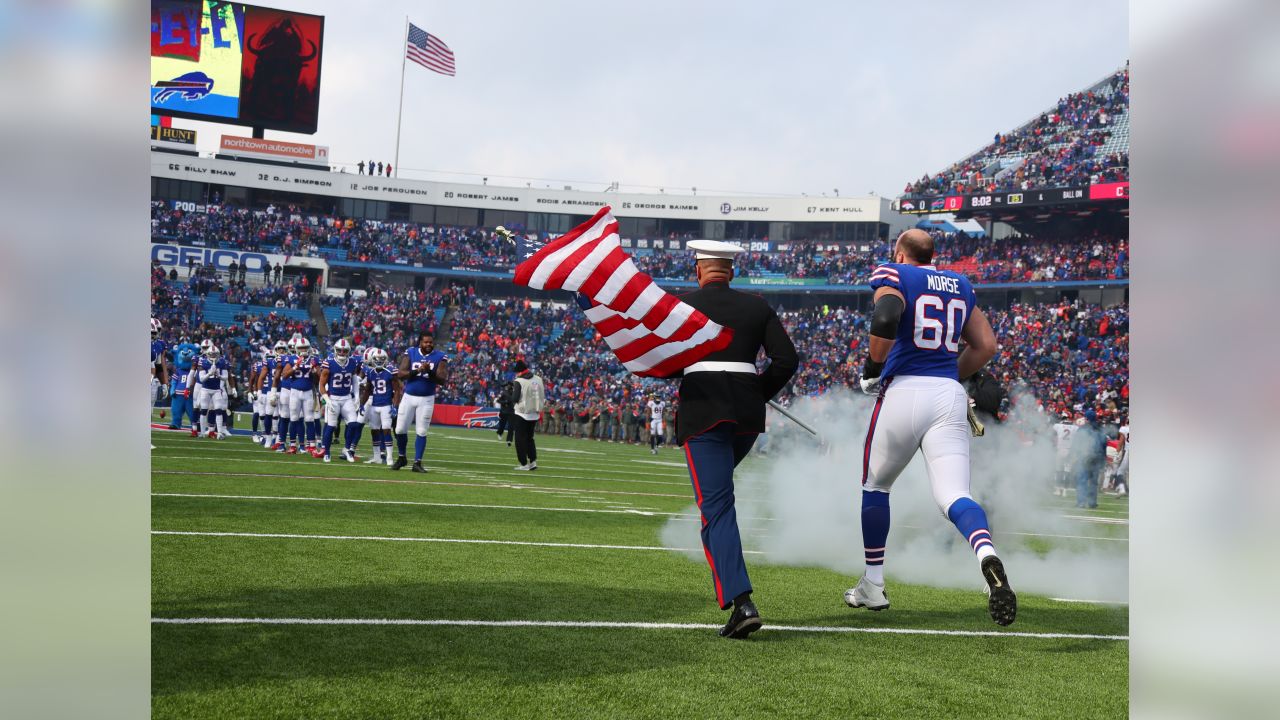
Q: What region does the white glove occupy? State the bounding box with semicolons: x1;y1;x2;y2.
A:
230;386;239;399
859;375;882;396
267;391;278;409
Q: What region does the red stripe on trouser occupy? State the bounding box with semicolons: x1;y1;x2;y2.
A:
862;394;885;485
684;442;724;608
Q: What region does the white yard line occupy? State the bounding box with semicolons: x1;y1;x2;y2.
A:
150;616;1127;641
1061;515;1129;525
150;454;687;487
151;529;760;554
151;492;692;518
1049;597;1129;606
152;470;691;499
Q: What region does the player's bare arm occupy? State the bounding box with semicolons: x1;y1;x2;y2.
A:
429;358;449;385
957;306;997;380
396;354;412;380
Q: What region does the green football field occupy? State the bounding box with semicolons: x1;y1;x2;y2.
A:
151;420;1129;719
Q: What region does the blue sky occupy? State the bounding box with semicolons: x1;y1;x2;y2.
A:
170;0;1128;197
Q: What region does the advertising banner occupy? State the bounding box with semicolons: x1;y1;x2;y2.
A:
150;242;328;284
219;134;329;163
151;126;197;145
1088;181;1130;200
433;405;502;429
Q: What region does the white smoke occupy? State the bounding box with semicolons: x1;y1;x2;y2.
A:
659;389;1128;602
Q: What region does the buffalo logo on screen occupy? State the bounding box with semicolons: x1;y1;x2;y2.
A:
929;198;946;211
461;408;501;429
153;71;214;102
720;202;732;215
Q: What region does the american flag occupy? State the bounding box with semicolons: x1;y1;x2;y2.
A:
406;23;455;76
513;207;733;378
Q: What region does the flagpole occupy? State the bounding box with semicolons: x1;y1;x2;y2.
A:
393;15;409;179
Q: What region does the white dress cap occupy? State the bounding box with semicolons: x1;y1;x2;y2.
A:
687;239;746;261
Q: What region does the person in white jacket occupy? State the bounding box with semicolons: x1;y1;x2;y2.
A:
510;360;545;471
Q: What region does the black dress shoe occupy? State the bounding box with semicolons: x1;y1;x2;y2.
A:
391;455;407;471
411;460;427;473
719;600;762;639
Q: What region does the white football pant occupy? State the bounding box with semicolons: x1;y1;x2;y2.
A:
288;388;316;422
650;418;664;436
324;393;360;426
366;404;393;431
395;394;435;437
862;375;974;516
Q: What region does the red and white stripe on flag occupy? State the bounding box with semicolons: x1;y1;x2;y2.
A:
513;206;733;378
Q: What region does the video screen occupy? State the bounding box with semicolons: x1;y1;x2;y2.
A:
150;1;325;134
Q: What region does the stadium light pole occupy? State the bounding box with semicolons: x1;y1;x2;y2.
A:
393;16;409;179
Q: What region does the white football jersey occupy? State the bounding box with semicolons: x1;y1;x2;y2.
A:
647;400;665;420
1052;422;1077;452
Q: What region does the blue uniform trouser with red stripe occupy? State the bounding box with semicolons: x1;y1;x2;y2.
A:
683;422;757;610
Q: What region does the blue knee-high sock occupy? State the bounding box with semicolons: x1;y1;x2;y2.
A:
322;424;335;454
395;432;408;457
346;422;363;450
862;491;891;580
263;414;273;436
947;497;997;559
414;434;427;461
252;412;260;433
292;418;303;445
306;419;317;445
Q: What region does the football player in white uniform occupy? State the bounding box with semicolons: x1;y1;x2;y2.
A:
646;396;666;455
264;340;289;449
194;343;235;439
1051;411;1078;496
188;339;214;438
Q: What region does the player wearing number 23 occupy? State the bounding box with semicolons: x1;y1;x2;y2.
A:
852;229;1017;627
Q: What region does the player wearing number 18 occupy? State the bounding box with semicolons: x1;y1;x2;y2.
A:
851;229;1017;626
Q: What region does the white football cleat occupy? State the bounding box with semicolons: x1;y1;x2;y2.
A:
365;454;382;464
342;448;355;462
252;434;262;444
513;464;531;471
322;454;331;463
844;576;890;611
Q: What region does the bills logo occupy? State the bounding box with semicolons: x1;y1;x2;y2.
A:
461;408;500;429
153;71;214;103
929;198;946;211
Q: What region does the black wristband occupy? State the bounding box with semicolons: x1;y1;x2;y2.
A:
863;356;885;379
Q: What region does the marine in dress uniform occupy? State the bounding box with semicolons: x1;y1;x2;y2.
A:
677;239;798;639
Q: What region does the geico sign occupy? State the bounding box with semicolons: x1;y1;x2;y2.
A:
151;243;271;271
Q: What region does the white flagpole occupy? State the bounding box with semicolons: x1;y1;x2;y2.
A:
393;15;409;178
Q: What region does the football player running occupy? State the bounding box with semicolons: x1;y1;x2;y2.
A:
318;338;364;463
358;348;400;465
392;333;448;472
850;229;1016;627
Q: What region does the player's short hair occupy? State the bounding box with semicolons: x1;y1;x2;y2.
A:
896;229;935;264
418;332;433;343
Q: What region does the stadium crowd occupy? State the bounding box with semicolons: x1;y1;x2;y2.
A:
153;202;1128;283
903;66;1129;197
